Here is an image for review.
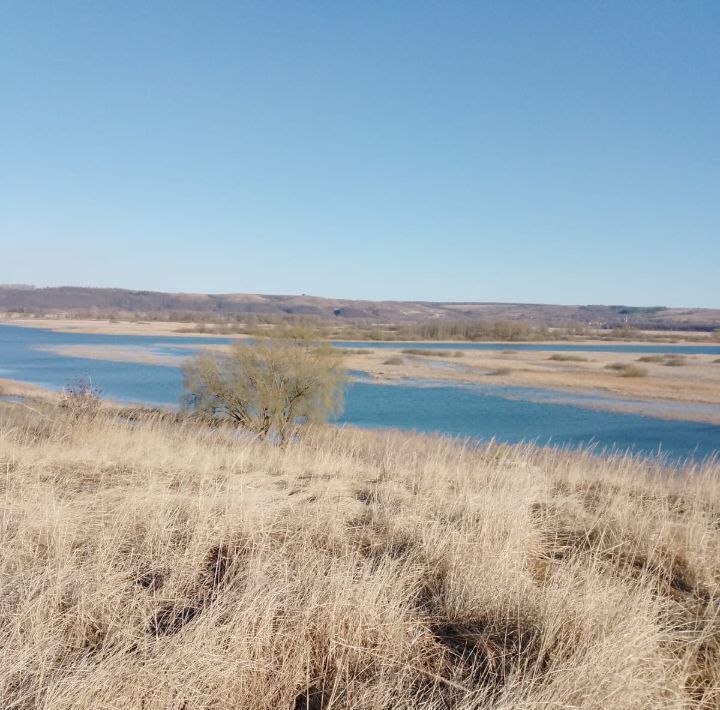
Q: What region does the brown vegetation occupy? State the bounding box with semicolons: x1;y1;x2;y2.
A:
383;356;405;366
548;354;588;362
401;349;464;358
605;363;649;378
0;403;718;708
58;377;102;418
3;286;720;341
181;333;346;442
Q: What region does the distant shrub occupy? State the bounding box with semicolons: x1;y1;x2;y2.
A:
489;367;511;376
60;377;102;418
402;349;427;356
341;349;372;355
637;355;666;363
383;356;404;366
664;358;687;367
401;349;456;358
605;363;648;378
500;350;518;355
548;353;587;362
621;365;648;377
714;358;720;364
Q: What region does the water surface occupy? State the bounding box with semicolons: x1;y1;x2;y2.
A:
1;324;719;461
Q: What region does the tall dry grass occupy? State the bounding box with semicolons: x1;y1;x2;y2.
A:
0;403;718;709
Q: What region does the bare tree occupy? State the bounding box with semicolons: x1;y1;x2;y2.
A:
181;331;346;442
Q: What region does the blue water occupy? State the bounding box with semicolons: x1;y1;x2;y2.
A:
343;381;719;461
1;324;719;461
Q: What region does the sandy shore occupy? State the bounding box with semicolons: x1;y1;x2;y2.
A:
339;348;720;424
343;348;720;399
0;317;251;338
34;344;184;367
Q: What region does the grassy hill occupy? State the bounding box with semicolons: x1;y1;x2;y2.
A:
2;285;719;332
0;403;718;708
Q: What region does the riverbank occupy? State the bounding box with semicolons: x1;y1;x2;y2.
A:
0;316;252;338
343;347;720;402
0;378;59;402
0;401;717;708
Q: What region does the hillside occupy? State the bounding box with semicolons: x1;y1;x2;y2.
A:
1;285;719;331
0;403;718;708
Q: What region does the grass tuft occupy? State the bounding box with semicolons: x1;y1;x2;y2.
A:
383;356;404;366
548;353;588;362
401;348;462;358
605;363;649;377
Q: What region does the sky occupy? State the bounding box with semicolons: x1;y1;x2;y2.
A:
1;1;718;307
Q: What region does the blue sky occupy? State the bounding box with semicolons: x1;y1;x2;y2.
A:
1;1;718;306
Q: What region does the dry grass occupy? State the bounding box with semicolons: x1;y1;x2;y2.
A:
401;349;464;358
383;356;405;366
488;368;512;376
638;355;668;364
548;354;588;362
0;404;719;709
605;363;649;378
637;355;689;368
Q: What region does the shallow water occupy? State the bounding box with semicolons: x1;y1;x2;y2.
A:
1;324;719;461
342;380;720;461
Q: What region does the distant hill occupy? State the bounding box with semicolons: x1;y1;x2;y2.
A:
0;285;718;331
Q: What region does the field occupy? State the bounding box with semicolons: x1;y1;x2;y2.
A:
0;403;718;708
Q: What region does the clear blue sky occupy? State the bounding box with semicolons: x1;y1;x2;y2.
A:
1;1;718;306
